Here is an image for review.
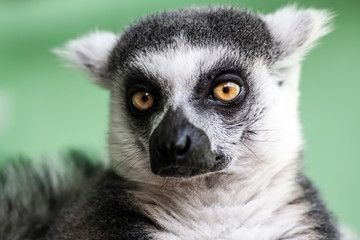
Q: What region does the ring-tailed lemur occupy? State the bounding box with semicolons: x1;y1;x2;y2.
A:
1;5;355;240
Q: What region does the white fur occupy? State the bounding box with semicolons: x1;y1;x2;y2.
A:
263;6;333;66
107;44;310;239
340;225;360;240
54;31;118;88
134;178;317;240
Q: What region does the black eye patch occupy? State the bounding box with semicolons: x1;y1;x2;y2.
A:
192;59;249;116
122;70;166;133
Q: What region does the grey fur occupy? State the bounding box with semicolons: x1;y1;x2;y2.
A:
108;7;277;73
46;171;154;240
1;5;344;240
0;151;106;240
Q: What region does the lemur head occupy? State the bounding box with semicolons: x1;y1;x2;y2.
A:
57;6;332;183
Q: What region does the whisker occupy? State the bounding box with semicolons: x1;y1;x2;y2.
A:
247;129;279;132
160;177;170;190
113;150;145;171
243;136;279;143
240;141;264;163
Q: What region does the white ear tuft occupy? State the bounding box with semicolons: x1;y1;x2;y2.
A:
54;31;118;89
263;5;333;66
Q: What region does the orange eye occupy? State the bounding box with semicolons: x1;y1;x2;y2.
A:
132;91;154;110
213;82;241;102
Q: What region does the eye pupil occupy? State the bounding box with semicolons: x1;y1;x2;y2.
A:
142;94;149;102
223;87;230;94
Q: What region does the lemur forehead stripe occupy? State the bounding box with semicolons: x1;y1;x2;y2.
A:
109;7;276;73
123;45;253;90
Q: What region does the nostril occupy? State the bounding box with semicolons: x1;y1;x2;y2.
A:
156;136;191;158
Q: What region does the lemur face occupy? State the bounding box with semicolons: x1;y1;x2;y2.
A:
57;6;332;182
115;47;268;178
108;9;280;179
110;45;279;179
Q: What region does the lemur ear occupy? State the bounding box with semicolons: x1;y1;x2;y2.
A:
263;6;333;66
54;31;118;89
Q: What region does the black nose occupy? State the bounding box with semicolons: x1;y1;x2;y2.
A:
157;135;191;163
149;109;219;177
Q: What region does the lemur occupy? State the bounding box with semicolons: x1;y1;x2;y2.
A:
1;5;353;240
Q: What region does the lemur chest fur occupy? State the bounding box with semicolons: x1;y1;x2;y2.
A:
131;173;315;240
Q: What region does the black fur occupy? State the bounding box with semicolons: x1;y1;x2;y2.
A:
0;152;155;240
45;171;155;240
123;70;168;135
109;7;277;73
192;57;252;119
298;175;340;239
0;150;105;240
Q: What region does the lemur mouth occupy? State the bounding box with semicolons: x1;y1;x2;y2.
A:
158;166;207;178
157;154;227;178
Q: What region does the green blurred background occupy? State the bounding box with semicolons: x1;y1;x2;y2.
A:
0;0;359;233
